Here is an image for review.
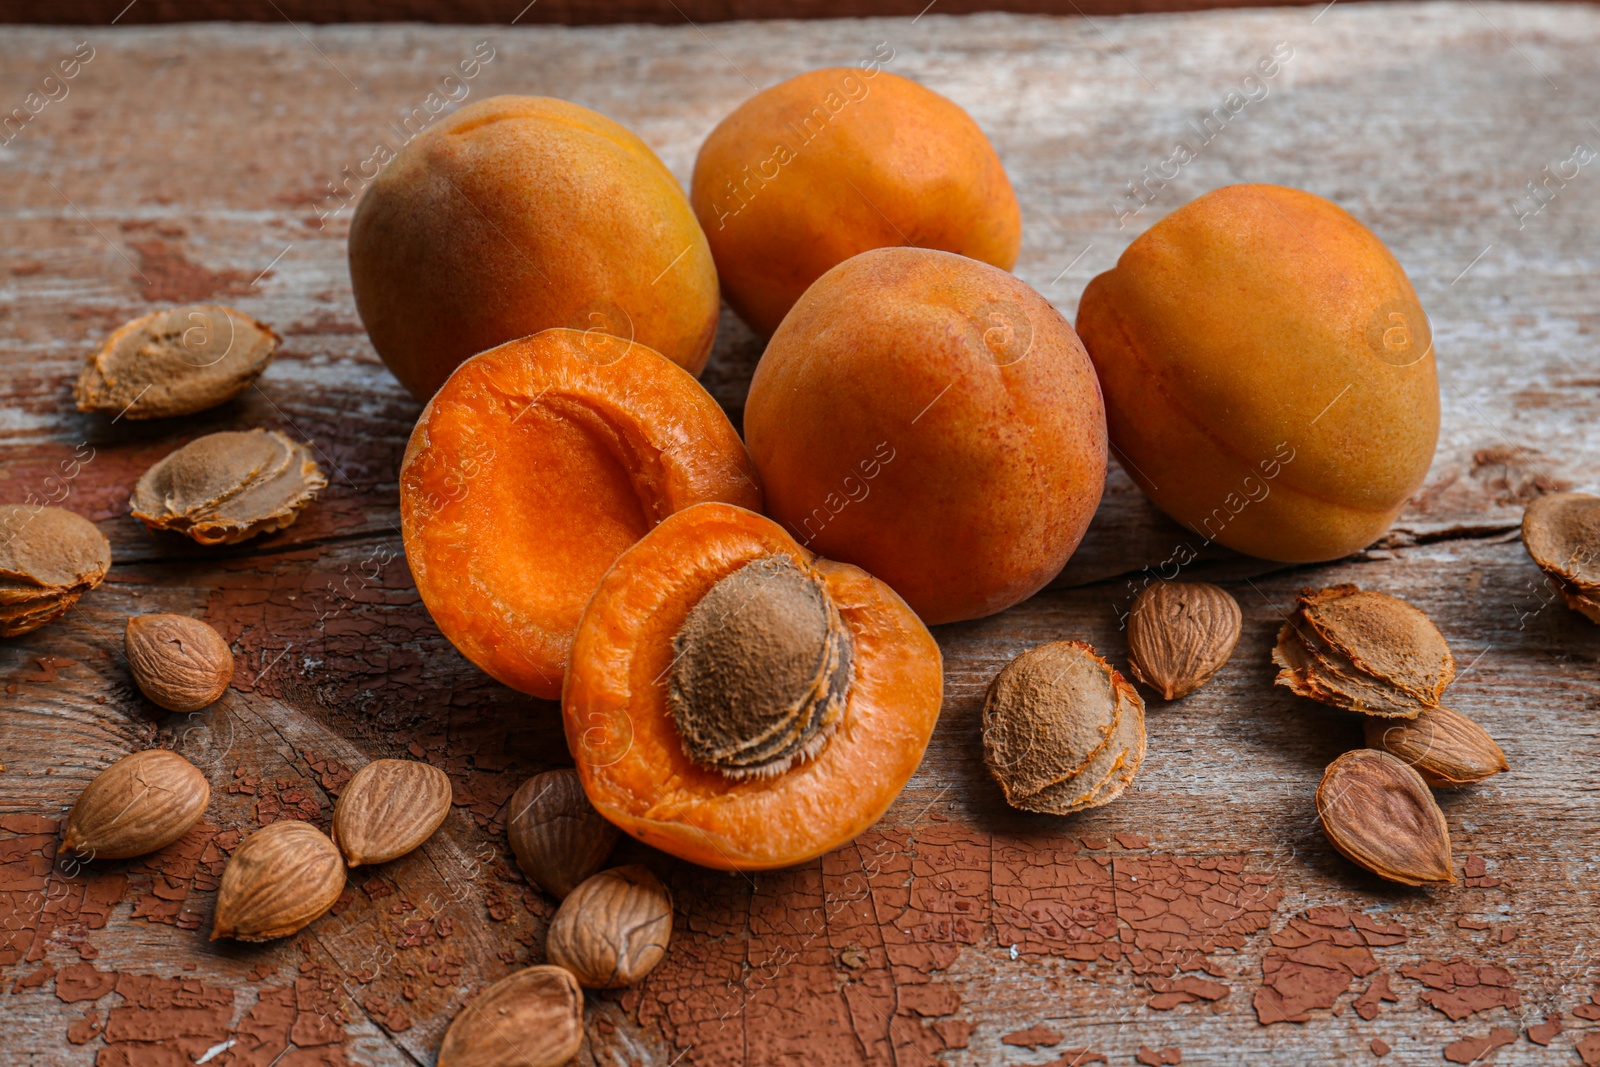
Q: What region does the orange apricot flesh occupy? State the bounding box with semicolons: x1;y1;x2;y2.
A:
563;502;943;870
400;330;760;700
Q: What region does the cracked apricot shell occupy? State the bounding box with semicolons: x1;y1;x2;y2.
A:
563;502;943;870
400;329;761;700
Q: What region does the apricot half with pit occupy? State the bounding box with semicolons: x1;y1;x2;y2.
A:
400;329;760;700
744;246;1108;625
1076;184;1439;562
691;67;1021;337
350;95;719;400
564;501;942;870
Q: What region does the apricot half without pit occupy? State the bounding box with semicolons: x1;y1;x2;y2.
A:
400;329;760;700
350;95;719;400
691;67;1021;337
564;502;942;870
744;246;1108;626
1076;184;1440;562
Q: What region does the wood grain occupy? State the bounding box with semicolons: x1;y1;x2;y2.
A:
0;5;1598;1064
0;0;1429;28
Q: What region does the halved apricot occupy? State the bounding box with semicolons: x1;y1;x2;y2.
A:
400;329;761;700
564;502;943;870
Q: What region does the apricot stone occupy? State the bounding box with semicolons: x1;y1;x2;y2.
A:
1076;184;1440;562
350;95;718;400
691;68;1020;338
744;247;1107;626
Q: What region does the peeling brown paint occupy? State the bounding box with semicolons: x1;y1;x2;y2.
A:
1441;1025;1515;1063
1399;959;1520;1021
1253;908;1405;1025
1001;1022;1062;1047
1352;971;1397;1020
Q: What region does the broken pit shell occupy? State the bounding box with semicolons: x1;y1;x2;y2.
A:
0;504;110;636
74;304;279;419
130;429;327;545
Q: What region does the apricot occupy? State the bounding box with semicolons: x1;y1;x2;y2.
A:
399;329;760;700
1076;184;1440;562
564;502;942;870
350;95;719;400
744;247;1107;626
690;67;1021;337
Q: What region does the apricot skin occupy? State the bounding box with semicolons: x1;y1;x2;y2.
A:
744;247;1108;626
691;68;1021;337
564;502;942;871
1076;185;1439;562
400;329;760;701
350;95;718;401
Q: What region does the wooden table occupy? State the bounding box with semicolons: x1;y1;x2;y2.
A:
1;4;1597;1064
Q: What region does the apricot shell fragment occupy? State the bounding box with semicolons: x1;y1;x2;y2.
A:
0;504;111;636
1273;585;1453;718
74;304;278;419
400;329;761;700
563;502;942;870
1522;492;1600;623
131;430;326;545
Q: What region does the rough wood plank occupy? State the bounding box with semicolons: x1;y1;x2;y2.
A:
0;5;1597;1065
0;0;1400;28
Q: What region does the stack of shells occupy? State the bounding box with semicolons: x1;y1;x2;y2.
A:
1274;585;1507;886
1272;584;1455;717
1272;585;1506;789
0;505;111;637
981;641;1147;815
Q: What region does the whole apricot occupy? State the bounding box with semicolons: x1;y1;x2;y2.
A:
350;95;718;400
1076;184;1439;562
691;67;1020;337
744;247;1107;626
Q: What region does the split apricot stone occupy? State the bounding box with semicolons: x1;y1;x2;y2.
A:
350;95;719;400
1076;184;1440;562
691;67;1021;337
745;246;1107;625
564;501;942;870
400;329;760;700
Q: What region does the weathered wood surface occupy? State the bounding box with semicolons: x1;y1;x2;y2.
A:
0;0;1423;29
0;5;1598;1065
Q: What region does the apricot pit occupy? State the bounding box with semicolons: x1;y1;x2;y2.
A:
668;555;851;779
